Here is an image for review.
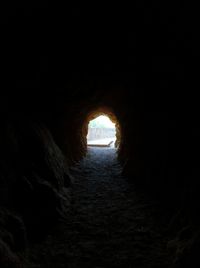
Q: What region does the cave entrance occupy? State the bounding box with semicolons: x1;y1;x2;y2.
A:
87;115;117;148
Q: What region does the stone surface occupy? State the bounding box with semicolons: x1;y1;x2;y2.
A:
0;239;21;268
24;148;172;267
0;117;72;264
0;208;25;268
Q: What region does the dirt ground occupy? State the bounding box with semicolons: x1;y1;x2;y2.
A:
24;148;173;268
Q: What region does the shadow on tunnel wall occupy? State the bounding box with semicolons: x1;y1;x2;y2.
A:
0;1;199;266
0;76;199;266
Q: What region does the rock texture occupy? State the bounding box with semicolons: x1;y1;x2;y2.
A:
0;2;199;266
24;148;172;267
0;113;72;267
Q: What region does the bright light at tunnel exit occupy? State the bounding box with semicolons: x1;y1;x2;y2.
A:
88;115;115;129
87;115;116;147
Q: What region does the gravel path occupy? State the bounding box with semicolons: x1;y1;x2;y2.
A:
25;148;172;268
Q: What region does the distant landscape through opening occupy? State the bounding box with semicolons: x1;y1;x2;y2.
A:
87;115;116;148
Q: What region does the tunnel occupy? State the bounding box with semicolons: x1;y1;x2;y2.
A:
0;3;199;268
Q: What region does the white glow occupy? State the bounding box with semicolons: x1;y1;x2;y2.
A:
89;115;115;128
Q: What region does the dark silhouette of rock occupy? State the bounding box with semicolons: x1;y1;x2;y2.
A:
0;115;72;263
0;239;21;268
0;208;25;268
0;1;198;266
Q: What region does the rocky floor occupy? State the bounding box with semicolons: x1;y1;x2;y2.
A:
24;148;173;268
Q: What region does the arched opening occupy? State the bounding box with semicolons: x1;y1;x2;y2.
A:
82;107;121;152
87;115;116;147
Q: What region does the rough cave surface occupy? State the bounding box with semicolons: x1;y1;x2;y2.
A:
0;3;199;268
0;87;199;268
25;148;171;267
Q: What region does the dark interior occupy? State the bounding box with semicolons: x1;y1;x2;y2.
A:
0;2;199;268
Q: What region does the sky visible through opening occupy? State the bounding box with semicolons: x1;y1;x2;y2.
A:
88;115;115;129
87;115;116;147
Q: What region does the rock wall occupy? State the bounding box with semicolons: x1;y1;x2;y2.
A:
0;101;72;267
0;84;198;267
0;1;198;266
35;86;199;267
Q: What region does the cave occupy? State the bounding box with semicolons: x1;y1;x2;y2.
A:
0;3;199;268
